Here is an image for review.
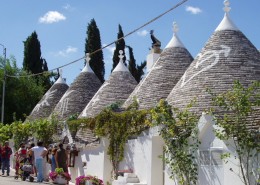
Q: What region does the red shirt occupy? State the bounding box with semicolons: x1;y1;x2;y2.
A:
1;146;12;159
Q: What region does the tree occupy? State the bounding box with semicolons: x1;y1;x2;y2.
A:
136;61;146;82
0;56;45;124
85;19;105;82
126;46;146;82
208;81;260;185
23;31;51;90
112;24;126;72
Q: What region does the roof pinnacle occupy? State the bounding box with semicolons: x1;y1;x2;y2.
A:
118;50;124;62
85;53;91;65
173;22;179;35
165;21;185;48
223;0;231;13
81;53;94;73
59;68;63;78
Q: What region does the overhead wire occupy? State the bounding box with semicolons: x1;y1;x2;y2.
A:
6;0;188;78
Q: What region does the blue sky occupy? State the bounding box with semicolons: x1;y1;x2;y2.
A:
0;0;260;84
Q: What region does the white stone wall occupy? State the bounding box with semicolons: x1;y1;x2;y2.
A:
69;138;112;184
118;127;164;185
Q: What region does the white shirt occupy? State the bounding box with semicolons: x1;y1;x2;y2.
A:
31;146;47;160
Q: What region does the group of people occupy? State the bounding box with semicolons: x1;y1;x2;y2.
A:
0;140;69;183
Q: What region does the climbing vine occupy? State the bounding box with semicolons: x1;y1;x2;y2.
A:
66;100;150;179
208;80;260;185
151;99;199;185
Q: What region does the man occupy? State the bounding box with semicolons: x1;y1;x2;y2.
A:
31;141;47;182
1;141;12;176
55;143;68;173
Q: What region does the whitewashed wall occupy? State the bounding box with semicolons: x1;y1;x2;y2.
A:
197;114;259;185
118;127;164;185
69;138;112;184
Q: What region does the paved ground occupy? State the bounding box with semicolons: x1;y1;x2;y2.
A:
0;169;74;185
0;169;49;185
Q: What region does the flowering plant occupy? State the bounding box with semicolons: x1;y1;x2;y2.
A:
75;175;104;185
49;168;71;181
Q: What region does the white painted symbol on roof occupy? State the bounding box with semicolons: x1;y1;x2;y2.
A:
58;90;76;116
180;45;231;88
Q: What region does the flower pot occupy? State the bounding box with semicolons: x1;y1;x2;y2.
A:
85;180;93;185
53;175;67;184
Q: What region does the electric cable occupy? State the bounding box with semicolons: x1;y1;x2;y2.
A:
6;0;188;78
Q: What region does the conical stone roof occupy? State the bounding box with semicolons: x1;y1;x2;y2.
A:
123;23;193;110
79;54;137;118
76;51;137;145
51;62;102;121
27;76;69;121
166;4;260;130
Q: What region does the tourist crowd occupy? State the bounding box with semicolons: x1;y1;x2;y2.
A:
0;140;69;183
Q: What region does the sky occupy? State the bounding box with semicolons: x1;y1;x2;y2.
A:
0;0;260;85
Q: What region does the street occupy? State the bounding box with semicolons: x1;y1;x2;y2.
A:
0;169;75;185
0;170;50;185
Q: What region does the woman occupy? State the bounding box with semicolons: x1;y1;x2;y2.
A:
31;141;47;182
51;145;58;172
27;143;37;176
55;143;68;173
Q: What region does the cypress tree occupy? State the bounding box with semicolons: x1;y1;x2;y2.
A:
126;45;138;80
23;31;51;90
85;19;105;82
127;45;146;83
136;61;146;82
112;24;126;72
23;31;43;74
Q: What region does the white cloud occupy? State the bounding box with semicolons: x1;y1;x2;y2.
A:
137;30;149;37
39;11;66;24
185;6;202;15
56;46;78;57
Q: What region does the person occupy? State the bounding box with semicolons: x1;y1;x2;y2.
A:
27;143;37;176
31;141;47;182
1;141;12;176
55;143;68;173
15;143;27;175
51;145;58;172
0;143;2;169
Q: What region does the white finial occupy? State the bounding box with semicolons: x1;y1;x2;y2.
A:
55;68;66;84
118;50;124;62
215;0;238;31
113;50;129;72
173;22;179;34
223;0;231;13
59;68;63;78
85;53;91;64
165;21;185;48
81;53;94;73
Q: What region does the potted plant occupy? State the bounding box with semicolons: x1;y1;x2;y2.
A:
49;168;71;184
75;175;104;185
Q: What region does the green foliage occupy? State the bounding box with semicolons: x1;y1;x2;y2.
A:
10;121;32;150
30;118;60;146
151;99;199;185
208;80;260;185
71;100;150;179
0;123;12;143
0;56;45;124
23;31;51;90
126;46;146;82
85;19;105;82
112;24;126;72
